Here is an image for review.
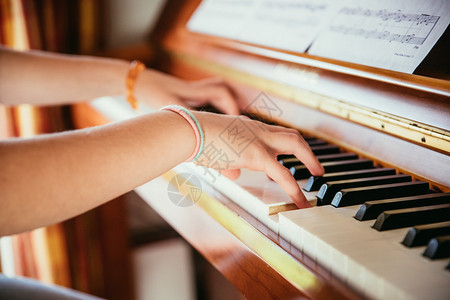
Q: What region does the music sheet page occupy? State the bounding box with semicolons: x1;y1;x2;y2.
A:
308;0;450;73
188;0;449;73
187;0;337;53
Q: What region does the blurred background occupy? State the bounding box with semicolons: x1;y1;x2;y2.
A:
0;0;243;299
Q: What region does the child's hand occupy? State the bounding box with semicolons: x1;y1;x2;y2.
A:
192;112;324;208
137;71;240;115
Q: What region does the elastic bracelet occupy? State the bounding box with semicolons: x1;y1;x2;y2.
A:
126;60;145;110
160;105;204;162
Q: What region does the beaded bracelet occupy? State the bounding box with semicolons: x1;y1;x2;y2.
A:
126;60;145;110
160;105;204;162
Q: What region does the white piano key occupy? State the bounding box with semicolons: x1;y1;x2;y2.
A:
278;215;294;244
280;205;450;300
258;213;280;234
187;165;317;216
179;159;450;300
279;212;306;252
368;249;450;300
289;225;304;252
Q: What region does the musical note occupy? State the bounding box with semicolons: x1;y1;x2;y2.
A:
188;0;337;53
308;0;450;73
328;8;439;45
188;0;449;74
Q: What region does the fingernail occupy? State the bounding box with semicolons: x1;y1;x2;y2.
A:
293;194;310;209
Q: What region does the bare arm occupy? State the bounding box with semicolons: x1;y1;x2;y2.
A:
0;46;240;114
0;109;323;236
0;47;323;236
0;111;195;236
0;46;128;105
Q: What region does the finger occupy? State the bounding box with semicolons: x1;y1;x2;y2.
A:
261;156;311;208
187;80;240;115
265;131;324;176
221;169;241;180
264;126;310;148
206;86;240;115
246;121;323;176
256;123;312;151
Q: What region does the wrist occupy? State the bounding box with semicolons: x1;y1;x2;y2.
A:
160;105;204;162
154;111;196;163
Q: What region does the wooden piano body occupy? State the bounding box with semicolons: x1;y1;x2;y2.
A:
73;0;450;299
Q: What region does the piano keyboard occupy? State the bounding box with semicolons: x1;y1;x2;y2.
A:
187;137;450;300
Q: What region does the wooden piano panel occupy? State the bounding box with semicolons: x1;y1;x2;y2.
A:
74;1;449;299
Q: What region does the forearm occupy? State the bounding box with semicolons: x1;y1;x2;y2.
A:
0;46;241;114
0;46;129;105
0;111;195;236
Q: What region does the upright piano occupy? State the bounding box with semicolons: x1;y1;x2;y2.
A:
73;0;450;299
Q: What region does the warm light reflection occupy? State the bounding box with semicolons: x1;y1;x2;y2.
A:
8;0;30;50
15;104;39;137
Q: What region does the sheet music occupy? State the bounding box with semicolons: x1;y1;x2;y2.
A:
237;0;337;52
188;0;449;73
187;0;337;52
308;0;450;73
187;0;254;41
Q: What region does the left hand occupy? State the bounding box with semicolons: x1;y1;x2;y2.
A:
136;69;240;115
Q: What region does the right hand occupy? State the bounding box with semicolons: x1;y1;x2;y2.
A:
191;111;324;208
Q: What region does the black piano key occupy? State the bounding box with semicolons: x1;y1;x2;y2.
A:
291;159;373;180
277;154;295;160
331;181;431;208
303;137;318;143
316;152;358;162
277;143;339;162
317;174;412;206
279;152;358;168
303;167;396;192
306;139;328;146
355;193;450;221
310;144;341;156
372;203;450;231
402;221;450;247
423;235;450;260
279;157;303;168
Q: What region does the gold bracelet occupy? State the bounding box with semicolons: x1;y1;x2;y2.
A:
126;60;145;110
